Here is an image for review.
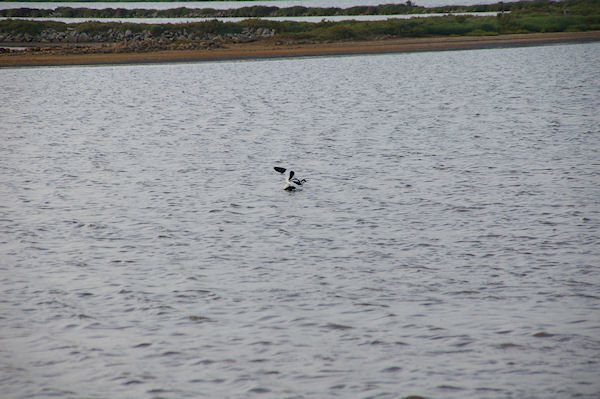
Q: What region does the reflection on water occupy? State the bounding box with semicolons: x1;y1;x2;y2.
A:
1;43;599;399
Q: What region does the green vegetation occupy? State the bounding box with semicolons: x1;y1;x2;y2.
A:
0;4;422;19
0;18;235;35
1;0;599;43
1;0;599;19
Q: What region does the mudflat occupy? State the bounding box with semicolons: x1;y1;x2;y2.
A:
2;31;599;67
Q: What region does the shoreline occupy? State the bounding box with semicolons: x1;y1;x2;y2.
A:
2;31;599;67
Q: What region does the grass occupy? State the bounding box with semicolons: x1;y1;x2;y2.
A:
1;0;599;19
1;0;599;43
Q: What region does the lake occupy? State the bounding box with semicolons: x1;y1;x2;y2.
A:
0;12;500;24
1;42;599;399
0;0;526;10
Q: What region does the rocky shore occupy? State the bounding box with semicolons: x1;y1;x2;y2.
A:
1;31;599;67
0;26;276;53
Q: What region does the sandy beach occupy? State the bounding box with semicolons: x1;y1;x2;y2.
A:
1;31;599;67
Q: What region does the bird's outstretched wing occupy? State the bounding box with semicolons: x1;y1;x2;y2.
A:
291;178;307;185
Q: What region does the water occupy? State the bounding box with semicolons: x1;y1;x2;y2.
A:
0;0;526;11
1;43;599;399
0;12;500;24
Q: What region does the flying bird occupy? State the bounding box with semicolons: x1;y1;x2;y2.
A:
274;167;307;191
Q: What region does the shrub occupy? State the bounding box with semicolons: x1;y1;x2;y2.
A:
0;19;65;35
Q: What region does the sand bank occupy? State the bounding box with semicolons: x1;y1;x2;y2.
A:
1;31;599;67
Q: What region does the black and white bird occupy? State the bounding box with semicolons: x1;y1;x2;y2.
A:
274;167;307;191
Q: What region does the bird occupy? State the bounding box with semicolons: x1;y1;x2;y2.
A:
274;167;307;191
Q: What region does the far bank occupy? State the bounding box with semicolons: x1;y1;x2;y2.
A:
1;31;599;67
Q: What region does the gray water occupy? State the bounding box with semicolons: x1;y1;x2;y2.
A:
0;0;523;11
0;12;500;24
1;43;600;399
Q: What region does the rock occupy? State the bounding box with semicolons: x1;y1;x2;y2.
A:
0;23;279;52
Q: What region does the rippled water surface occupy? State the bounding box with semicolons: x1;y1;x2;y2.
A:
1;43;600;399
